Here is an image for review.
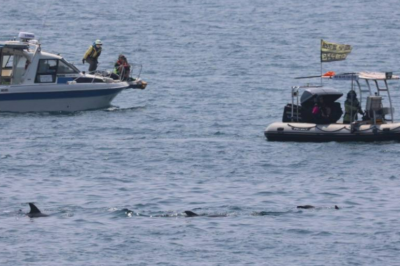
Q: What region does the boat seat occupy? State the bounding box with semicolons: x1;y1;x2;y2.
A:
365;96;382;112
383;107;394;115
363;96;386;122
1;69;12;77
0;69;12;85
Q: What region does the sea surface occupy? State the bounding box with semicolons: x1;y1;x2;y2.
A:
1;0;400;265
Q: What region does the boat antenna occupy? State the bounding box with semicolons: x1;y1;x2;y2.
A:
320;61;323;86
37;1;53;42
350;75;354;124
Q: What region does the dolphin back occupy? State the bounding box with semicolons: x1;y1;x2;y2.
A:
184;211;199;217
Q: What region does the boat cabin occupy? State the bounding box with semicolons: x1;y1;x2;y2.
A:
0;41;30;85
0;32;103;86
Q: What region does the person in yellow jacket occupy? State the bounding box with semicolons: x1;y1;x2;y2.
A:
82;40;102;72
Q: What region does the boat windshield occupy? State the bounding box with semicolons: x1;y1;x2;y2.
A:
35;59;80;83
58;59;79;74
12;55;28;85
2;55;11;68
0;53;14;85
1;48;31;85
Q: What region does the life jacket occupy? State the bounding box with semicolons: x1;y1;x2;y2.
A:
113;60;130;75
83;44;102;60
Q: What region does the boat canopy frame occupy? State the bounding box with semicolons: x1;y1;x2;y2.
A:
290;72;398;124
0;48;2;85
0;42;30;85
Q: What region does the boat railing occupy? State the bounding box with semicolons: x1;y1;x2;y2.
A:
291;86;300;122
290;72;398;124
70;63;143;84
110;63;142;82
129;63;143;79
361;78;395;123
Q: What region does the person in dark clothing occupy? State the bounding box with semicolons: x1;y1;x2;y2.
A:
82;39;102;72
113;54;131;81
312;96;331;124
343;90;363;124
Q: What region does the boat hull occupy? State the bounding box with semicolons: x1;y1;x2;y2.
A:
265;122;400;142
0;83;128;112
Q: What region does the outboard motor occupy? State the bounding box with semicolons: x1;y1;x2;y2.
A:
282;103;302;122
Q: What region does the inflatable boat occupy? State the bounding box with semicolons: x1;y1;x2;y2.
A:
265;72;400;142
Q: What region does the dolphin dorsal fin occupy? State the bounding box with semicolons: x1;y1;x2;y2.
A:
184;211;199;217
29;203;42;214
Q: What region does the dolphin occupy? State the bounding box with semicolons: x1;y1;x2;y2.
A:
184;210;228;217
121;208;134;217
297;205;315;209
184;211;199;217
27;203;49;218
297;205;339;210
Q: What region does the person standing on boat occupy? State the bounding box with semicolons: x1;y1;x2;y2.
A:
343;90;363;124
82;40;102;72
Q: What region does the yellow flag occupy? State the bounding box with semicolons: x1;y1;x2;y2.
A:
321;39;352;62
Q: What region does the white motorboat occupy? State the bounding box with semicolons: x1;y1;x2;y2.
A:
265;72;400;142
0;32;147;112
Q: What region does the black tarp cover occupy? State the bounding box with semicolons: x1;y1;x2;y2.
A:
300;87;343;107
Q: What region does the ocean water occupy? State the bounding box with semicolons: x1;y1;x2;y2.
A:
1;0;400;265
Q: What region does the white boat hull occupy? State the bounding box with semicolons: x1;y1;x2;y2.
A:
0;83;128;112
265;122;400;142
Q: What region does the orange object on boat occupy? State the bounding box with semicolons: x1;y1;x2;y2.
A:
322;71;336;77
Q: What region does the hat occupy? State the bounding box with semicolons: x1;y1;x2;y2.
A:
347;90;356;98
95;39;102;45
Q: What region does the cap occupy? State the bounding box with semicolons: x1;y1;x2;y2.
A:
95;39;102;45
